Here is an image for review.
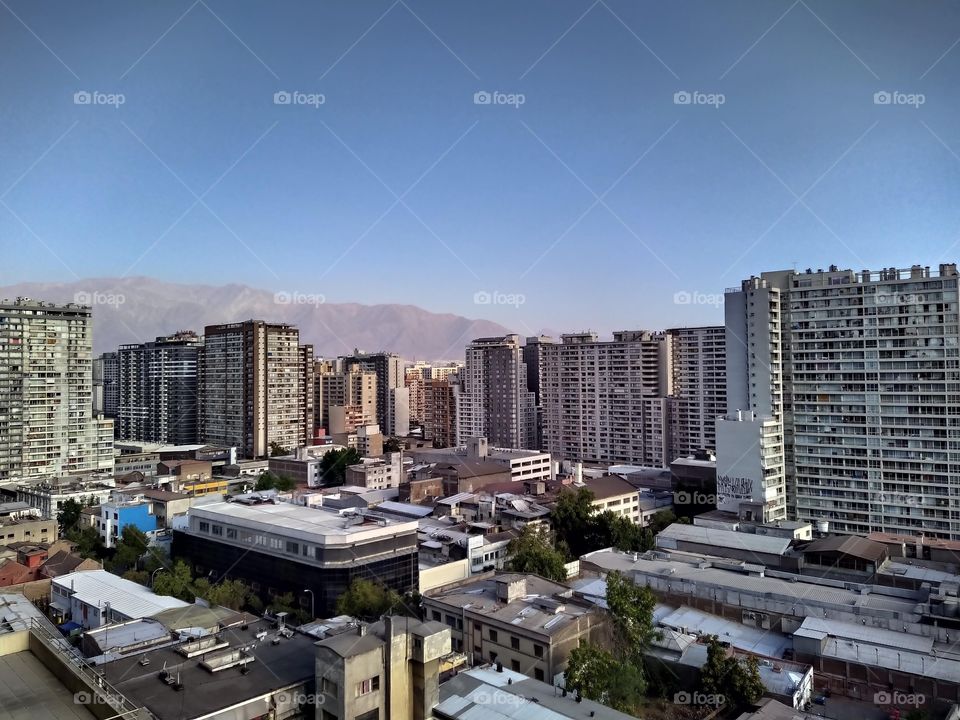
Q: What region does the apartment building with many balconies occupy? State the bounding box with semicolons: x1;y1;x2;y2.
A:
0;298;114;481
198;320;310;458
721;263;960;538
666;326;726;457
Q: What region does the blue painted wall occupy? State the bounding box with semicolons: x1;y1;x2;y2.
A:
117;503;157;536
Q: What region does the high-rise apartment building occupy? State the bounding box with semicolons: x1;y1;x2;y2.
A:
666;326;726;457
199;320;310;458
523;335;554;450
115;332;202;445
424;375;458;448
457;335;537;449
92;351;118;419
319;362;378;434
405;365;426;425
0;298;114;481
541;331;672;466
339;351;409;436
720;263;960;538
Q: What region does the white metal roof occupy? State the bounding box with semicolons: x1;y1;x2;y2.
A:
656;524;792;556
52;570;188;620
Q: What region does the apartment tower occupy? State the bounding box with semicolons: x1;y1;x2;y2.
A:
0;298;114;481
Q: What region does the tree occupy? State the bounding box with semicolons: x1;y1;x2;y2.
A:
605;570;658;662
269;441;290;457
593;511;653;554
67;526;106;560
57;499;84;533
336;578;401;620
153;560;196;602
255;471;296;492
107;526;149;574
565;643;619;701
383;437;403;453
698;636;765;710
505;525;567;582
319;447;362;487
550;487;597;559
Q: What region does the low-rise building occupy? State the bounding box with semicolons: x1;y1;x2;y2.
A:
315;616;451;720
580;475;641;523
97;498;157;548
173;499;419;616
50;570;189;629
15;475;116;519
0;502;56;545
423;573;609;685
345;452;404;490
411;437;553;485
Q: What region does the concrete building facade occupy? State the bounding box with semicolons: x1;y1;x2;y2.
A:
0;298;114;482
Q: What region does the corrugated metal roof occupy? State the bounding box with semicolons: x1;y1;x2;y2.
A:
53;570;188;621
656;523;792;555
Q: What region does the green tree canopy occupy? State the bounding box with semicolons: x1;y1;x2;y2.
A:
56;499;84;533
606;570;659;662
255;470;296;492
67;525;107;560
698;636;765;710
336;578;401;620
152;560;196;602
107;526;149;574
383;437;403;453
505;525;567;582
319;447;362;487
269;441;290;457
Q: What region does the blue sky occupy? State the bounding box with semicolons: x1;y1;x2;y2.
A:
2;0;960;336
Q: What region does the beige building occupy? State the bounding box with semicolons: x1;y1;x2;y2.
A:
345;453;404;490
199;320;312;458
315;616;451;720
320;363;378;434
581;475;641;523
0;503;55;545
422;574;608;685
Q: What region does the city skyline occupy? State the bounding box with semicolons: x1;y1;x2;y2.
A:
3;0;960;338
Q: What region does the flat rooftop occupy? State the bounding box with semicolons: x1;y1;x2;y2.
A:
185;501;419;546
100;618;316;720
661;605;790;658
0;651;96;720
656;523;793;556
52;571;189;621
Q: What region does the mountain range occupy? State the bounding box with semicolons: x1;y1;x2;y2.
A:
0;278;513;360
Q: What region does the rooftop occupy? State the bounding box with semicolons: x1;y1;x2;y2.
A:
100;617;316;720
426;573;593;638
578;475;638;501
437;665;637;720
656;523;792;556
317;616;448;658
52;570;189;620
185;501;418;546
0;651;96;720
801;535;887;563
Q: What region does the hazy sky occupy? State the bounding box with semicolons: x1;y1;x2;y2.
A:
2;0;960;337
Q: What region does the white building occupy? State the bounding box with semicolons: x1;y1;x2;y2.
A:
721;264;960;538
50;569;189;629
16;475;116;519
411;437;552;485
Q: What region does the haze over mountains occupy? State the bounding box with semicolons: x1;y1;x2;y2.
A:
0;278;512;360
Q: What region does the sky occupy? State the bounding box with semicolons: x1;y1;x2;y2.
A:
2;0;960;337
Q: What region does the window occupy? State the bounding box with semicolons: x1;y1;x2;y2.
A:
321;677;338;698
489;629;498;642
535;668;545;682
511;659;520;672
489;651;498;663
355;676;380;697
510;636;519;650
322;711;337;720
226;528;237;540
432;610;441;622
534;644;543;658
198;521;210;533
356;711;379;720
212;525;223;536
286;541;299;554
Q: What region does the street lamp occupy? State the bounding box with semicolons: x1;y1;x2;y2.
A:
304;589;315;620
152;567;166;587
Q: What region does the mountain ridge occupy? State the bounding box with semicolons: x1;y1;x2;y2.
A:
0;277;513;360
